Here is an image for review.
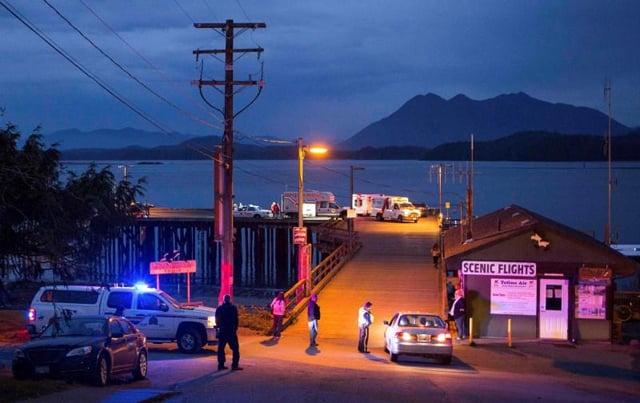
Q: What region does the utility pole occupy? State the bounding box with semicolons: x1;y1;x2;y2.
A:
192;20;266;304
349;165;364;234
604;80;612;246
466;133;474;240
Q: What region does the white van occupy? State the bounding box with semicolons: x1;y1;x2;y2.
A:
27;284;217;353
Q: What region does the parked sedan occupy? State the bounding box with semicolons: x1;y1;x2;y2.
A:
383;312;453;364
234;204;274;219
12;314;148;386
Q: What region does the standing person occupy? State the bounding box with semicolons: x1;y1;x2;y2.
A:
270;291;286;339
449;289;467;340
307;293;320;347
431;242;441;268
357;301;374;353
215;294;243;371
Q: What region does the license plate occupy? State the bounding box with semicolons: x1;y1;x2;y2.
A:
35;366;50;374
417;334;431;342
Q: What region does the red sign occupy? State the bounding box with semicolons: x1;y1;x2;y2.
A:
293;227;307;245
150;260;197;275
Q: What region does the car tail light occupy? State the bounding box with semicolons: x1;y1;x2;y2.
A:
394;332;416;342
435;333;452;342
28;308;36;322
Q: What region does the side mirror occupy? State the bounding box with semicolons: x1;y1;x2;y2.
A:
160;303;169;312
383;320;390;326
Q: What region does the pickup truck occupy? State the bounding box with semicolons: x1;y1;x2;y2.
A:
375;196;421;223
234;204;273;219
27;284;217;353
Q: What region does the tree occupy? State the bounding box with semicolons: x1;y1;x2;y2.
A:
0;123;145;281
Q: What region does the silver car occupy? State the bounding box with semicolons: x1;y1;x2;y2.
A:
383;312;453;364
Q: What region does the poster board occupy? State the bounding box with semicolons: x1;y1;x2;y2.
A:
490;278;537;315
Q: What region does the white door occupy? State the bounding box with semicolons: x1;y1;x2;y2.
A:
539;278;569;339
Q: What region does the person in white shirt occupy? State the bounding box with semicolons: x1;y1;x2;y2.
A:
358;301;374;353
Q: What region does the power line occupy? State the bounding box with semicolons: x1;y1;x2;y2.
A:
45;0;221;134
0;0;214;160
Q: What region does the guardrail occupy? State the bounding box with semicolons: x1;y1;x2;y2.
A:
282;226;361;328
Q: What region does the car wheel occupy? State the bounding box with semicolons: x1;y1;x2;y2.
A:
133;350;148;380
254;214;261;218
440;355;452;365
178;327;203;353
397;216;403;223
93;354;109;386
376;214;383;221
390;352;398;362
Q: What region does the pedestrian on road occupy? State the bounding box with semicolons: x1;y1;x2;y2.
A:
270;291;286;339
358;301;374;353
215;294;243;371
431;242;441;268
307;293;320;347
449;289;467;340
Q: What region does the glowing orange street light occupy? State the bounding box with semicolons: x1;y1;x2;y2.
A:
296;138;328;295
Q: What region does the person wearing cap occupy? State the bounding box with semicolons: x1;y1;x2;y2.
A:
215;294;242;371
358;301;374;353
307;293;320;347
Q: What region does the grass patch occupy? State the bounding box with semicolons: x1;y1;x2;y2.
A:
238;304;273;335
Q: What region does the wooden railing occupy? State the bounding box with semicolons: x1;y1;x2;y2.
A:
282;226;361;328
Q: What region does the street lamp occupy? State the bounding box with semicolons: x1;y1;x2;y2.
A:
296;137;327;294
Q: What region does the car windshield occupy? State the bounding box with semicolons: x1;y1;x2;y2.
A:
158;290;181;308
42;317;108;337
398;203;415;209
397;315;444;328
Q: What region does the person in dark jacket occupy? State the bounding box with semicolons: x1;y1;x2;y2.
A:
307;293;320;347
449;289;467;340
215;294;242;371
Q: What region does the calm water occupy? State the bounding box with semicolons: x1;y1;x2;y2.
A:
63;160;640;244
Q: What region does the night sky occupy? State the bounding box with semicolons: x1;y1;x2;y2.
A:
1;0;638;145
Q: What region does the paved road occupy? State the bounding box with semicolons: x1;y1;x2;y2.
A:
297;216;443;350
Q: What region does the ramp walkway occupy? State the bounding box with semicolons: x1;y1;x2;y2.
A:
286;216;443;349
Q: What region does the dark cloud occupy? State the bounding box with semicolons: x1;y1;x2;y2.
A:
1;0;638;145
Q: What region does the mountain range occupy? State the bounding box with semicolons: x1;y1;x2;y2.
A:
337;92;631;150
42;92;638;160
44;127;192;150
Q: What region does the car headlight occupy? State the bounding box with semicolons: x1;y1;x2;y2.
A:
207;316;216;328
66;346;92;357
14;348;25;359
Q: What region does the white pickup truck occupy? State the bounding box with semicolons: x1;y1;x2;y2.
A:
375;196;421;223
27;284;217;353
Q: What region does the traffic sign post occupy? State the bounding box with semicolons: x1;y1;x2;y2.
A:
293;226;307;245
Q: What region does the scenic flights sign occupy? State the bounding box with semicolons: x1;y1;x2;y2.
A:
461;260;537;277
